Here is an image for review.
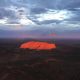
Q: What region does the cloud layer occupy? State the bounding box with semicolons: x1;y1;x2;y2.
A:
0;0;80;38
0;0;80;25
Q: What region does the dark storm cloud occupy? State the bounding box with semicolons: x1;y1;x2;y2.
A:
12;0;80;9
1;0;80;10
30;8;47;14
67;9;80;21
0;8;16;19
38;20;61;24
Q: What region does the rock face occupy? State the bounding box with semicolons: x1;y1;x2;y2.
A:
20;41;56;50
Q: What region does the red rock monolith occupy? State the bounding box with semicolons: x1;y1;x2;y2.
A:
20;41;56;50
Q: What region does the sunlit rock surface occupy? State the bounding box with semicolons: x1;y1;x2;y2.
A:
20;41;56;50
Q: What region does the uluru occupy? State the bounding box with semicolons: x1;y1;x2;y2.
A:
20;41;56;50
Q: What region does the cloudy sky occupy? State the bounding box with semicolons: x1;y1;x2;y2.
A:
0;0;80;39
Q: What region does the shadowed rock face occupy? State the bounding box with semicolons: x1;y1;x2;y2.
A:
20;41;56;50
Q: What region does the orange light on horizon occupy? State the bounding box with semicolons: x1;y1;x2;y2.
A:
48;33;56;36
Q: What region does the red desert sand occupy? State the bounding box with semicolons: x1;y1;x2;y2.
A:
20;41;56;50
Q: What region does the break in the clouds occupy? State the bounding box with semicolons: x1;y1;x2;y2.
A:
0;0;80;38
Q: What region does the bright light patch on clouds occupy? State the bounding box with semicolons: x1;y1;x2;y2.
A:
36;10;73;21
19;18;35;25
0;5;36;26
0;17;8;24
18;13;35;25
